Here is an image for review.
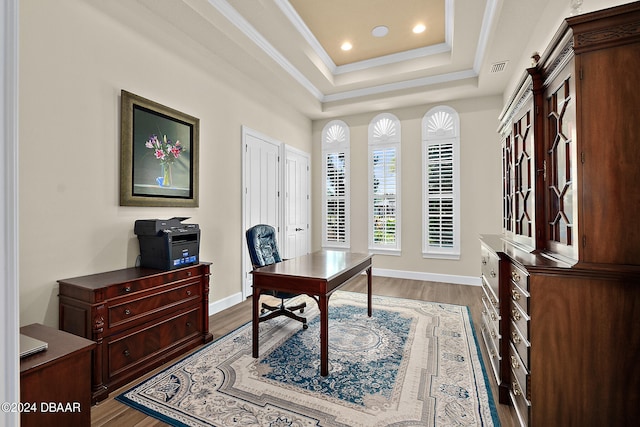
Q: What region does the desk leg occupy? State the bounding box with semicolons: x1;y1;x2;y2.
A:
252;288;261;358
319;294;329;376
367;266;372;317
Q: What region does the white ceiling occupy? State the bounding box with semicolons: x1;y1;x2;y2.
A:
129;0;551;119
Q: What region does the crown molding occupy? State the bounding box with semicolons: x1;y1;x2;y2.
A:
323;69;478;103
210;0;499;106
208;0;324;100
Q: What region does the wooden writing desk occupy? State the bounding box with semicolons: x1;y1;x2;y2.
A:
251;250;372;376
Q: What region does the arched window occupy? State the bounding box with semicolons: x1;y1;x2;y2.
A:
368;113;401;254
422;106;460;258
321;120;350;248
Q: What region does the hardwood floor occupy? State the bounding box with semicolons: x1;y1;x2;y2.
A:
91;276;518;426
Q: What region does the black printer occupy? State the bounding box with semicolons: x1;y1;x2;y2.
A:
134;217;200;270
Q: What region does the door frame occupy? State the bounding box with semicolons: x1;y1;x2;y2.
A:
283;144;311;258
241;127;312;300
241;126;283;299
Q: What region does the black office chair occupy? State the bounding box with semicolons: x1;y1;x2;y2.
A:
245;224;308;329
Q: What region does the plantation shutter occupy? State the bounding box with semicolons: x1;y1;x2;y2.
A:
422;106;460;259
322;120;350;248
426;141;454;249
368;113;401;254
372;147;397;246
325;152;347;243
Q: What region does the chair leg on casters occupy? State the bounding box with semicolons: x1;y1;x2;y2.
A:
259;299;308;329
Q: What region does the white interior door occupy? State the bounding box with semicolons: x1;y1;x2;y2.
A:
283;146;310;259
242;127;281;298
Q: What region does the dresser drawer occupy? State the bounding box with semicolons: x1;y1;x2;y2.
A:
481;244;500;298
107;307;202;379
105;266;203;299
108;280;201;329
509;298;529;340
510;278;530;315
508;343;530;399
481;308;500;353
510;319;530;368
482;279;499;312
481;291;500;336
510;363;531;427
481;320;502;381
508;262;529;291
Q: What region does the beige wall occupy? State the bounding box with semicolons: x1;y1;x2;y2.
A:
311;96;503;281
19;0;311;327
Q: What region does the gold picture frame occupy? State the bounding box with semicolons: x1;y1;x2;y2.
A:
120;90;199;207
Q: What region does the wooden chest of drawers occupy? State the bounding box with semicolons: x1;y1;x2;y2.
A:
480;236;640;426
58;263;213;403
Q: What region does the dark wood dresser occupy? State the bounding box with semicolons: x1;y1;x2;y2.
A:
480;3;640;426
20;323;95;427
58;262;213;403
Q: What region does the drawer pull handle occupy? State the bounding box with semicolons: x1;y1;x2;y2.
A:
123;350;130;357
511;271;521;282
512;309;521;321
187;272;192;277
512;289;521;301
490;270;497;278
490;312;497;321
490;349;497;358
512;382;522;396
490;330;497;339
124;286;131;293
186;290;192;296
482;258;487;265
512;331;521;344
511;355;520;369
186;322;192;328
124;309;131;315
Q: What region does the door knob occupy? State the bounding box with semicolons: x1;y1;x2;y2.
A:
295;228;303;231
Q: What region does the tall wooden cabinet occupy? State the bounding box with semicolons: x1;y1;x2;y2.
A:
481;3;640;426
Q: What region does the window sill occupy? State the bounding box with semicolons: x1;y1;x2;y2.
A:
422;251;460;260
369;247;402;256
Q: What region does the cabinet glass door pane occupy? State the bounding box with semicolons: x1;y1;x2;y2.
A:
503;135;513;233
513;107;534;241
546;76;576;252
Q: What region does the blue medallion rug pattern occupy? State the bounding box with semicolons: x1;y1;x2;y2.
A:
117;291;500;426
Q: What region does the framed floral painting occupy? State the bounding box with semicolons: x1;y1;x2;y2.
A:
120;90;199;207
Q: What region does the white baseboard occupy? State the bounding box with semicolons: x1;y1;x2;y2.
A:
373;268;481;286
209;291;244;316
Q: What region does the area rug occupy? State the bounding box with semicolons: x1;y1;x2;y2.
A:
117;291;499;426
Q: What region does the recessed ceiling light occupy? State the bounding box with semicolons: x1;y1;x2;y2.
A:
413;24;426;34
371;25;389;37
341;41;352;51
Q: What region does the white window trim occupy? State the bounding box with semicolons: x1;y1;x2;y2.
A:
422;106;460;259
368;113;401;255
321;120;350;249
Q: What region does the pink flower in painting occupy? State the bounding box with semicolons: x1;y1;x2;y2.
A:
146;135;160;149
146;134;184;165
170;141;182;158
